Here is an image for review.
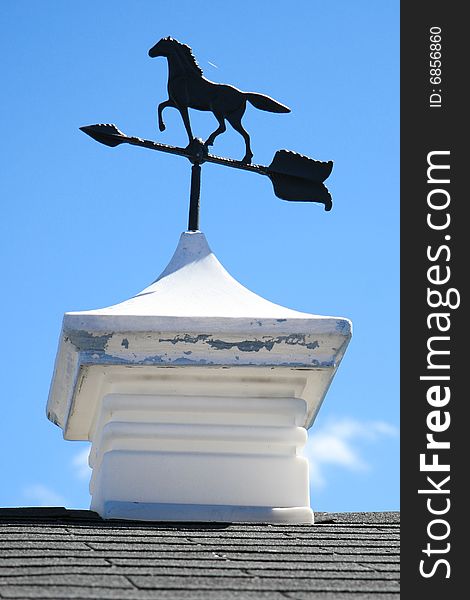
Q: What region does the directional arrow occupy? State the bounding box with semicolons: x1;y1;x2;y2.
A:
80;123;334;230
81;124;333;209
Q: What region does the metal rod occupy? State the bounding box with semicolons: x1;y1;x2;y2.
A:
188;163;201;231
125;135;269;175
80;126;270;175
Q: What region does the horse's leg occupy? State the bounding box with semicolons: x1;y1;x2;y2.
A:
205;112;226;148
177;105;194;144
226;108;253;164
157;99;174;132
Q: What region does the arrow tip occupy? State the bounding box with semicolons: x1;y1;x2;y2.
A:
79;123;127;147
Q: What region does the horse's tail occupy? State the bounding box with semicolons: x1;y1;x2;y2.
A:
245;92;290;113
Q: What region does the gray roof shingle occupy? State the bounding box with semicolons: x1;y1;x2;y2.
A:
0;508;399;599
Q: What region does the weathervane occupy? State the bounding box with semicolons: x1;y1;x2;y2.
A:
81;37;334;231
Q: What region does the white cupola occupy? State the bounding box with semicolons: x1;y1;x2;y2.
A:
47;230;351;523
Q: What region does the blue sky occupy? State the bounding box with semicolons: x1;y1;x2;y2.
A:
0;1;399;512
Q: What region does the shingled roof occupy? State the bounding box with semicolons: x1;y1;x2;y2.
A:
0;508;399;599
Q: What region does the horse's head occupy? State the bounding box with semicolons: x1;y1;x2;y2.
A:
148;37;175;58
148;37;203;76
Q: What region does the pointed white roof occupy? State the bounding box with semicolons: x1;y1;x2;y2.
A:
70;231;317;320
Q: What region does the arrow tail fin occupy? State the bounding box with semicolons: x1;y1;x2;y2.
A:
269;173;332;210
268;150;333;210
270;150;333;182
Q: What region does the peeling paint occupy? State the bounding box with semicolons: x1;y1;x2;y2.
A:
283;334;305;345
201;335;318;353
66;330;113;352
172;356;210;365
278;361;315;367
336;320;351;334
81;352;130;365
305;341;320;350
159;334;210;345
78;350;331;369
156;332;321;354
208;339;276;352
138;355;213;366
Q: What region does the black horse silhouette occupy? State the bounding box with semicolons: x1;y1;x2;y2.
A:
148;37;290;163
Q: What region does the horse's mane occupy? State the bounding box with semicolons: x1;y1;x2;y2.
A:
166;38;203;76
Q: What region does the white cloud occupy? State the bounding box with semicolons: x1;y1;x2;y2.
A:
304;417;398;489
72;447;92;480
23;484;67;507
21;447;91;508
